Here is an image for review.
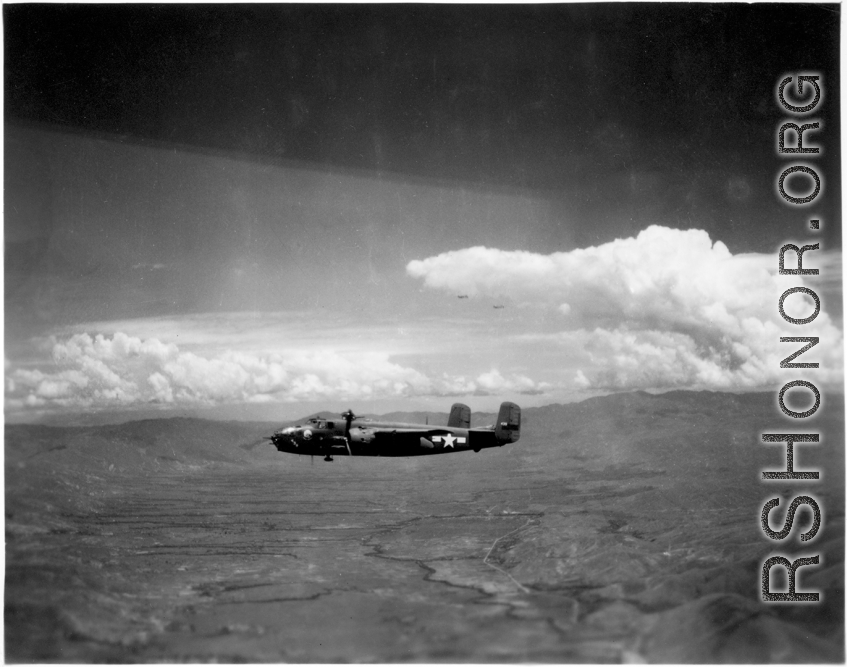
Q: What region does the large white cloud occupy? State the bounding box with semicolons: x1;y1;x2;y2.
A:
6;332;548;411
407;226;843;390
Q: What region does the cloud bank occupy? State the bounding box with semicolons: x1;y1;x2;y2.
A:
6;332;546;411
407;226;843;390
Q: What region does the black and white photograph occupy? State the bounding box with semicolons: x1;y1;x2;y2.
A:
4;2;844;662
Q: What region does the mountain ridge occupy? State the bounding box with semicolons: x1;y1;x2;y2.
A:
8;388;815;429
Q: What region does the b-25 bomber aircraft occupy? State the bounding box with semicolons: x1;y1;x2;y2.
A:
269;401;520;461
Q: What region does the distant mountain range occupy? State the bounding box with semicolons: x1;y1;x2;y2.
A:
8;391;843;493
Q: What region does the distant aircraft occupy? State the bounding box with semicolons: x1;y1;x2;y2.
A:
268;402;521;462
457;294;469;299
493;305;505;309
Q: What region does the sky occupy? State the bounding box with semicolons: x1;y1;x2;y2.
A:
4;3;843;423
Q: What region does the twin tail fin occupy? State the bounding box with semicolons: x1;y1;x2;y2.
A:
448;403;471;428
449;401;520;445
494;401;521;444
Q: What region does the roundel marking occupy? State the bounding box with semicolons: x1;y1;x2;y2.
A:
303;429;313;440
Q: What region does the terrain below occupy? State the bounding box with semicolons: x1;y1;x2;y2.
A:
5;391;845;662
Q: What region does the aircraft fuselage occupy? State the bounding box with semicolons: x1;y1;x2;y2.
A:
271;419;502;457
269;403;521;461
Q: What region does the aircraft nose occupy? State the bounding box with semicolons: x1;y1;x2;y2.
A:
272;426;297;446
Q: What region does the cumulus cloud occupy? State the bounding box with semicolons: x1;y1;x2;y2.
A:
6;332;546;411
407;226;843;390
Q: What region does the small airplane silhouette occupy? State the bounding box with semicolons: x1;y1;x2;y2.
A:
268;402;521;462
493;305;505;309
457;295;469;299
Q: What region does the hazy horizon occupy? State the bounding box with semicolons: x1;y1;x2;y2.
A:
8;386;839;429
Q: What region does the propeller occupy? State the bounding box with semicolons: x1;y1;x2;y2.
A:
342;409;356;458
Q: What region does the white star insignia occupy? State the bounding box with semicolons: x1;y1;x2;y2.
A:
432;434;467;448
